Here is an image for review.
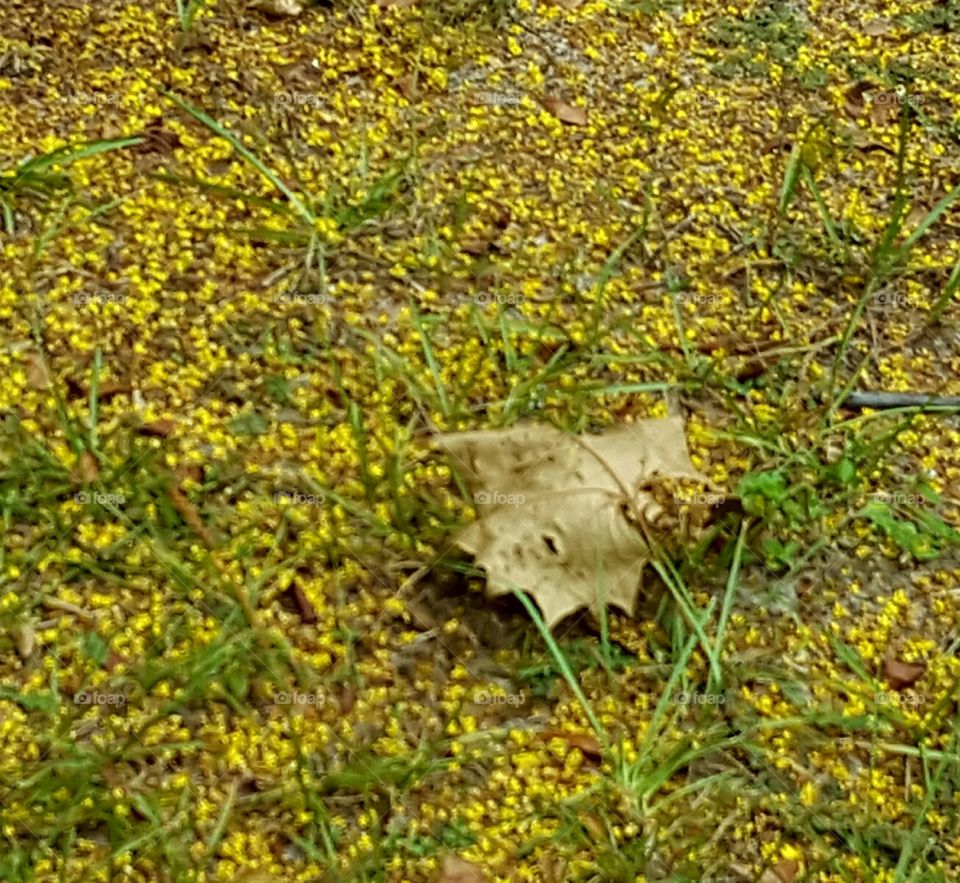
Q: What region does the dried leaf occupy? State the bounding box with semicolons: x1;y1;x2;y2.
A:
78;451;99;483
338;682;358;714
14;624;36;660
542;97;588;126
435;856;487;883
883;656;926;690
395;74;418;101
104;650;129;673
25;353;52;390
250;0;304;15
97;381;133;401
138;419;177;438
460;236;495;257
439;419;710;628
377;0;420;7
863;18;893;36
844;81;872;117
540;729;602;759
288;582;317;623
760;858;801;883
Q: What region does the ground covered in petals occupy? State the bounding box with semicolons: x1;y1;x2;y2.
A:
2;0;960;880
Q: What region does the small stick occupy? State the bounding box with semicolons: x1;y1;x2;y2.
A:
839;392;960;411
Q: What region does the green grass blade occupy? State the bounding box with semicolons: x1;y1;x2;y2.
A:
164;91;316;226
900;183;960;254
510;586;606;743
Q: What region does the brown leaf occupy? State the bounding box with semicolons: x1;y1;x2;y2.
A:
542;97;588;126
538;855;565;883
250;0;304;15
460;237;493;257
104;650;130;673
540;729;602;759
395;74;418;101
760;858;801;883
338;682;358;714
14;624;36;660
138;419;177;438
78;451;100;484
288;582;317;623
26;353;52;390
98;382;133;401
438;419;709;628
844;81;872;116
883;656;926;690
863;18;893;36
133;119;183;155
178;465;205;486
580;813;605;839
435;855;487;883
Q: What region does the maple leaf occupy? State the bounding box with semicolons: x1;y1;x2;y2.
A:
439;418;718;628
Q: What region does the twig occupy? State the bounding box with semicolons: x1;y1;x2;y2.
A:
838;391;960;411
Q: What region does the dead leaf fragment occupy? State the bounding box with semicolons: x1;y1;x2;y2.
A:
138;419;177;438
25;353;52;390
760;858;801;883
78;451;99;483
540;729;602;759
250;0;304;15
97;382;133;401
395;74;418;101
439;418;710;628
435;855;487;883
288;582;317;623
844;81;871;117
863;18;893;36
883;656;926;690
542;97;588;126
14;624;36;660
